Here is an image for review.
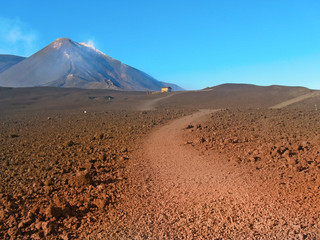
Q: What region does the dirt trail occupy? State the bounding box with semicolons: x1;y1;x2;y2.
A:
97;109;319;238
137;92;181;111
270;90;320;109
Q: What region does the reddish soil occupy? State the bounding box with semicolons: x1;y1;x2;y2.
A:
1;85;320;239
0;109;190;239
85;109;320;239
183;108;320;238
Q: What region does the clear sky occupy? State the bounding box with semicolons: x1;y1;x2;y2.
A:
1;0;320;90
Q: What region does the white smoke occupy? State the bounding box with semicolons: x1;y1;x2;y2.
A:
0;16;39;56
80;38;108;58
87;39;95;49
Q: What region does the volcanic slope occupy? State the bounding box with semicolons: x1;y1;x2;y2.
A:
0;38;182;91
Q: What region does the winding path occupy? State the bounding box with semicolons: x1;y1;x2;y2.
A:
97;93;320;238
137;92;182;111
99;107;318;238
270;90;320;109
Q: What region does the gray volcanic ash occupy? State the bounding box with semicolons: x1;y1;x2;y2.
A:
0;38;182;91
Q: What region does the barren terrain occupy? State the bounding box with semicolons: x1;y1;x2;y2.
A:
1;85;320;239
0;104;190;239
183;108;320;238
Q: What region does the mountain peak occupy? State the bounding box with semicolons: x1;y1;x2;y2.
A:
54;38;72;42
0;38;183;91
50;38;74;49
54;37;72;43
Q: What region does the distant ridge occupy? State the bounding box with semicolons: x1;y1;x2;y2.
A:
204;83;311;91
0;38;183;91
0;54;26;74
156;83;314;109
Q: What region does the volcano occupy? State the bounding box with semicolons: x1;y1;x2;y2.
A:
0;38;182;91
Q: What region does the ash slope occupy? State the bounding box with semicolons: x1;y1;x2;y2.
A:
0;54;25;74
0;38;182;91
158;83;314;109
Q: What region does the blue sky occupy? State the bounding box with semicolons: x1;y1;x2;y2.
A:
1;0;320;90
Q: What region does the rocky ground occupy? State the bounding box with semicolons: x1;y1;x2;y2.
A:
184;108;320;238
185;108;320;178
0;109;190;239
1;85;320;239
78;108;320;239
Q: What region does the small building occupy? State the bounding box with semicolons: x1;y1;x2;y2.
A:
161;87;172;93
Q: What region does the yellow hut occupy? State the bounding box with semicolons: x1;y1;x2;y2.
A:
161;87;172;93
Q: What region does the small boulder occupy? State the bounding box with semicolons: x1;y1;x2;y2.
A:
42;221;56;236
45;205;64;219
66;140;74;147
93;198;107;211
74;171;91;187
287;156;297;167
